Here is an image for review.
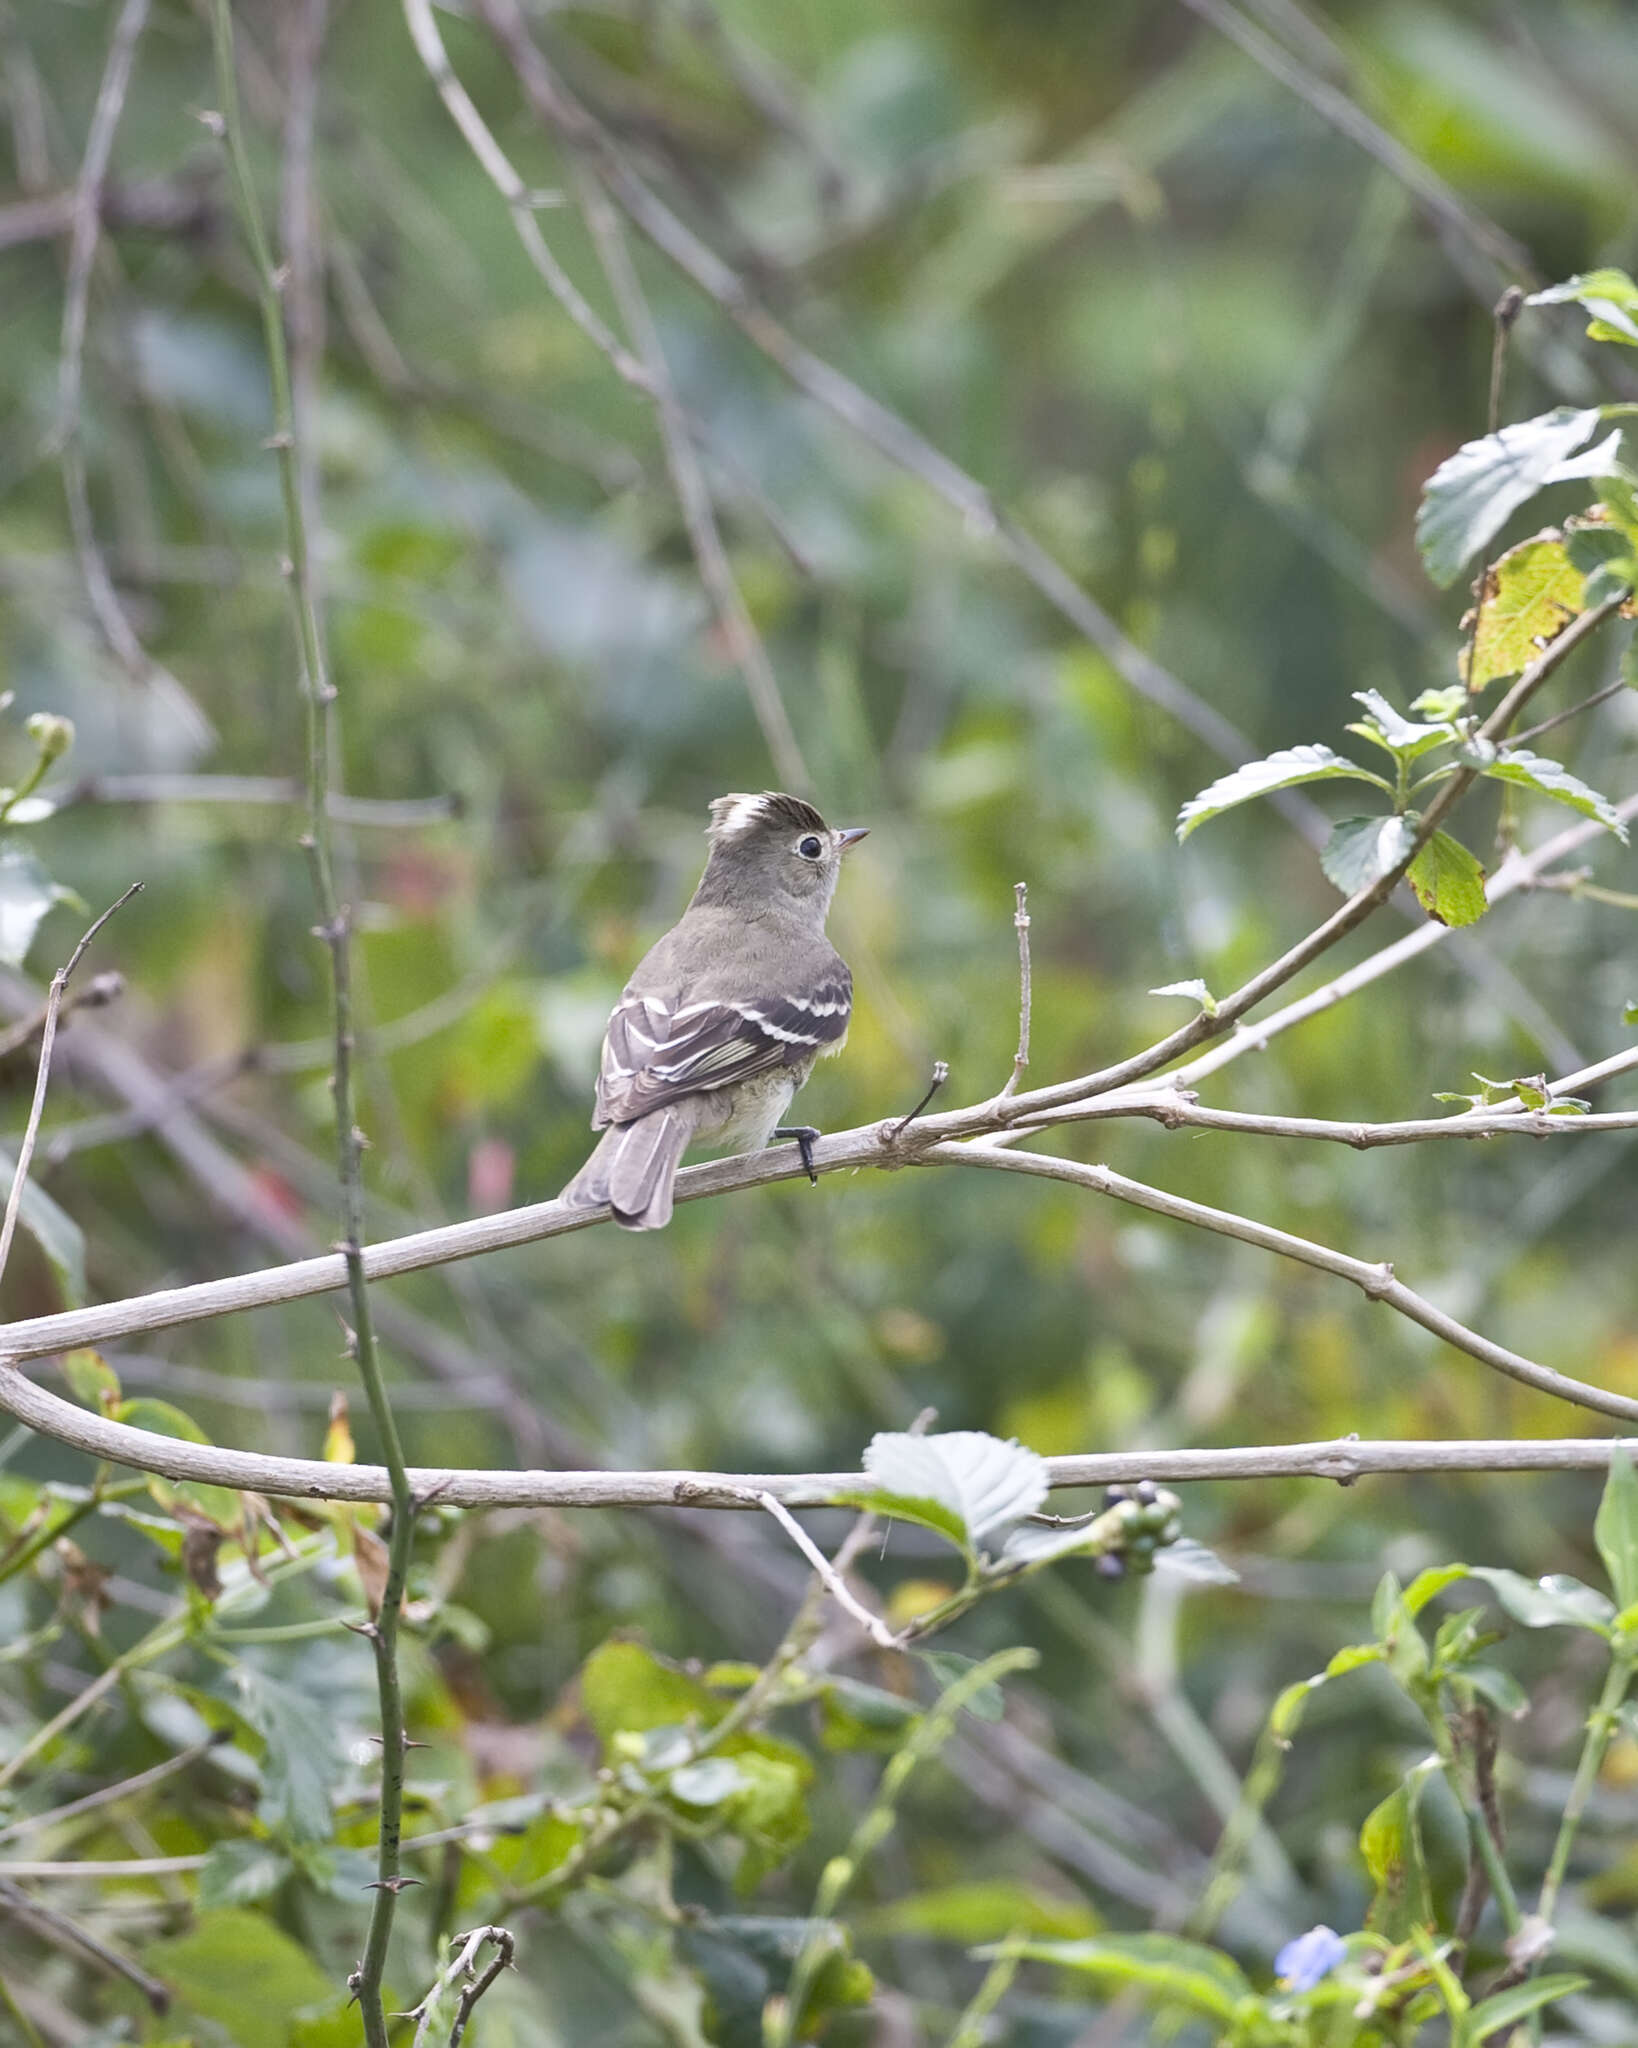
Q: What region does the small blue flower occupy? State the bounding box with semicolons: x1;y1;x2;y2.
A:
1274;1925;1346;1992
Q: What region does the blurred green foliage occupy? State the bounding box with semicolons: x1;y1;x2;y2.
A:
3;0;1638;2040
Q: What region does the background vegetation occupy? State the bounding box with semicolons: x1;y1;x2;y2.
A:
2;0;1638;2041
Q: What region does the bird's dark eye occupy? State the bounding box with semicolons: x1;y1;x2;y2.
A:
798;835;823;859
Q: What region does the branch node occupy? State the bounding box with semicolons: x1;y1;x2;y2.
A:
1361;1262;1396;1301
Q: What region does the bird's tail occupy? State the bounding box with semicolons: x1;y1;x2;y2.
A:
561;1110;691;1231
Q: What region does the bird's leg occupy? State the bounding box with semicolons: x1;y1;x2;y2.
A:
774;1125;822;1187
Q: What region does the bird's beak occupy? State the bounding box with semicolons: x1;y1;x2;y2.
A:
836;828;869;854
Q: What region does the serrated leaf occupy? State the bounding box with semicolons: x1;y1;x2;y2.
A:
1148;978;1217;1014
1468;1566;1615;1632
0;842;73;966
233;1667;345;1844
1177;746;1391;839
1462;1975;1590;2043
1321;813;1419;894
1416;407;1606;587
1464;532;1587;689
978;1933;1250;2021
1529;269;1638;345
1408;832;1488;927
1595;1447;1638;1612
1482;748;1628;838
861;1430;1047;1553
1347;689;1455;758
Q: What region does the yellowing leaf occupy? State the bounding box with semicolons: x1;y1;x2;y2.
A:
322;1391;355;1465
1407;832;1487;928
1464;530;1585;690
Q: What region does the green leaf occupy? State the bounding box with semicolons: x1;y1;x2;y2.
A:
1596;1447;1638;1611
580;1640;726;1747
1528;269;1638;346
0;1150;85;1308
1407;832;1488;927
62;1348;120;1411
114;1397;240;1531
1461;1974;1590;2043
197;1837;292;1907
862;1879;1098;1943
1480;747;1628;839
1468;1566;1615;1632
1402;1563;1471;1615
145;1909;334;2048
1565;519;1638;607
0;842;74;966
1360;1760;1438;1940
860;1430;1047;1555
1464;531;1588;689
1416;406;1607;587
1321;813;1419;894
1177;745;1391;840
978;1933;1251;2022
817;1676;920;1752
668;1757;748;1808
1463;1665;1529;1717
1346;689;1456;759
233;1667;345;1844
916;1650;1007;1722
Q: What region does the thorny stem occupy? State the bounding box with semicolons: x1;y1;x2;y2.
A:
208;4;414;2037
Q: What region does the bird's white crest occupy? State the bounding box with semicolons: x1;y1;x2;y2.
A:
710;792;774;838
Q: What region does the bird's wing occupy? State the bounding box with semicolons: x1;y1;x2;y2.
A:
592;972;852;1127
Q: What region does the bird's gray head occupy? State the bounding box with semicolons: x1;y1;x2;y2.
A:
691;791;867;924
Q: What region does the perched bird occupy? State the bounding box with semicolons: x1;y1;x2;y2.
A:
561;792;867;1230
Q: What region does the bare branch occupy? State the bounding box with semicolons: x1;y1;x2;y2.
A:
405;1926;515;2048
0;885;141;1290
0;1361;1632;1507
927;1139;1638;1421
998;881;1032;1099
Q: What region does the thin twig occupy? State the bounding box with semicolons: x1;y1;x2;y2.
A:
0;1731;223;1846
1000;881;1032;1098
466;0;1289;786
61;774;459;826
0;971;123;1063
1176;0;1533;283
757;1491;898;1648
575;165;809;789
0;885;140;1290
930;1138;1637;1418
56;0;209;749
405;1925;515;2048
0;1876;169;2013
1509;677;1633;750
